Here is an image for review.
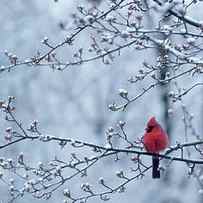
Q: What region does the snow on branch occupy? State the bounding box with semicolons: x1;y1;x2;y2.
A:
0;97;203;202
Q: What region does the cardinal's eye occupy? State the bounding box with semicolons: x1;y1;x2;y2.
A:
146;126;153;133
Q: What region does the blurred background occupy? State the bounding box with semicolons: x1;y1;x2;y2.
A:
0;0;203;202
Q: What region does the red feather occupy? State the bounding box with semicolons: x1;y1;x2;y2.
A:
143;117;169;178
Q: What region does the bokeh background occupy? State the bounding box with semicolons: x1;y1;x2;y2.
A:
0;0;203;202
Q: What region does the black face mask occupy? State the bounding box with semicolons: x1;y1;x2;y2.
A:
146;126;153;133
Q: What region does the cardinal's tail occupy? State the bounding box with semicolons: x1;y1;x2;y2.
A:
152;155;160;179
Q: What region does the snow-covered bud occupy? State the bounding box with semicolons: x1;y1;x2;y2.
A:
23;173;29;179
168;91;175;97
165;71;170;78
12;55;17;60
10;178;14;184
18;152;24;165
8;158;13;165
24;59;30;63
126;27;136;33
38;177;43;182
65;35;73;44
77;5;85;12
28;179;36;185
108;126;114;133
0;157;4;163
4;49;8;55
19;189;24;197
78;17;86;25
104;143;112;149
0;65;5;71
116;170;124;178
118;185;125;193
186;37;195;45
98;177;104;184
120;31;129;38
38;162;43;169
9;185;15;192
108;103;119;111
63;189;71;197
4;133;12;142
81;182;91;191
150;73;156;80
118;88;128;99
84;15;94;24
180;28;186;33
118;120;126;128
0;171;3;178
5;127;12;133
39;134;52;142
190;113;194;119
41;36;49;44
24;183;31;192
106;15;115;22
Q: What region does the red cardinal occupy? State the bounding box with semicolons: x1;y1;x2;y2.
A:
143;117;169;178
